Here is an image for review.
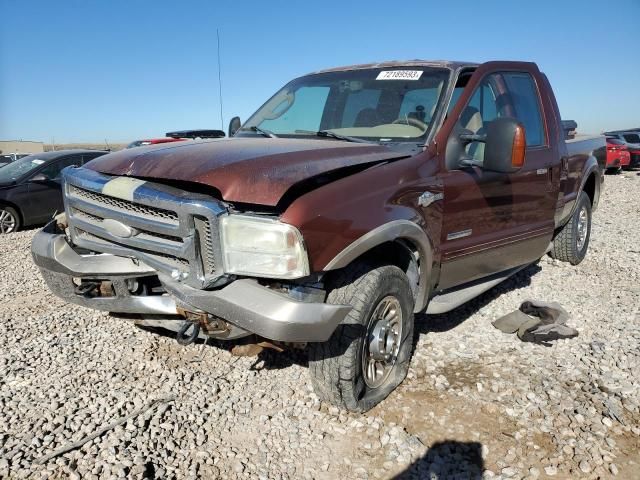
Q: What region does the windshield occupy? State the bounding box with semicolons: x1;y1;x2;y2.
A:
0;155;44;182
242;67;450;147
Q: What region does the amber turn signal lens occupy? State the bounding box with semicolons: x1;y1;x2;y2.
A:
511;124;526;168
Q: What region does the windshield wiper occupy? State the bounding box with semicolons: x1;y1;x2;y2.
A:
295;129;373;144
240;126;278;138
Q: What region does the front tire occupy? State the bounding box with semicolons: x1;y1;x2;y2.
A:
550;191;592;265
0;206;20;234
308;263;415;412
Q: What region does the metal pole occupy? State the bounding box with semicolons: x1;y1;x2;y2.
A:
217;28;224;130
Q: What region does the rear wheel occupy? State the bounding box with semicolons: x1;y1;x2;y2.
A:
550;191;591;265
0;206;20;234
308;263;415;412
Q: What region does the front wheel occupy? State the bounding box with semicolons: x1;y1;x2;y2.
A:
0;206;20;234
550;191;592;265
308;263;415;412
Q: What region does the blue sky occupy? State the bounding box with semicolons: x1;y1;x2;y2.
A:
1;0;639;143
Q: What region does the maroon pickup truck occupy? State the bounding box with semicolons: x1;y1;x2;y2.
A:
32;60;605;411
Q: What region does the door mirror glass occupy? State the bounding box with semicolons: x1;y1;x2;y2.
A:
228;116;241;137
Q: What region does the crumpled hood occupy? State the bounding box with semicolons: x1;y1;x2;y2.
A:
84;138;404;206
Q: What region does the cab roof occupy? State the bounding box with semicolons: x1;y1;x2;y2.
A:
309;59;479;75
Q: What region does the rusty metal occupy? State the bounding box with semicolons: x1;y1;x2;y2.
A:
98;281;114;297
176;306;208;323
176;307;232;337
230;338;287;357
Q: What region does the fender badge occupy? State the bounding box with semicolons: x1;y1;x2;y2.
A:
103;218;139;238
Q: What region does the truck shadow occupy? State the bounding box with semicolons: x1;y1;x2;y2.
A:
413;262;542;338
392;440;484;479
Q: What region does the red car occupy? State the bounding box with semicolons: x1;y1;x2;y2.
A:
126;137;186;149
605;138;630;172
126;130;226;149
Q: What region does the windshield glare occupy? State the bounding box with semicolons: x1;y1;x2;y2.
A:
0;155;44;182
243;67;449;143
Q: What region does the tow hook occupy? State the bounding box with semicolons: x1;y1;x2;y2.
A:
176;321;201;346
175;307;208;346
74;281;100;296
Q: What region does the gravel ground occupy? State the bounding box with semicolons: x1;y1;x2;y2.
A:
1;172;639;480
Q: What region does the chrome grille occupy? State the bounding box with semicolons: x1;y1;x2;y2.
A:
69;185;179;224
63;168;226;289
195;217;216;274
70;208;183;244
75;229;189;268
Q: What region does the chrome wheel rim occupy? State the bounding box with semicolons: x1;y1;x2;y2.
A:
576;206;588;251
0;209;17;234
361;296;403;389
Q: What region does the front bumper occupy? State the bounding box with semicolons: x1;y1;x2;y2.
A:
32;222;351;342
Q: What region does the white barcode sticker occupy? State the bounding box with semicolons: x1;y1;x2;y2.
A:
376;70;423;80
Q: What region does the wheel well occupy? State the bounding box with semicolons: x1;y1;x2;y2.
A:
583;173;596;206
348;240;420;298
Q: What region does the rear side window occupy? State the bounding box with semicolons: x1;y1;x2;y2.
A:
82;153;106;165
623;133;640;143
502;72;545;147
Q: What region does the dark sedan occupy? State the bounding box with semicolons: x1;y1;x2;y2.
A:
0;150;108;233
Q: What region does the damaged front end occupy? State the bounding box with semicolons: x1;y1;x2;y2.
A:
31;166;351;345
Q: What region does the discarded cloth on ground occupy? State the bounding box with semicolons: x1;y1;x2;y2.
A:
492;300;578;343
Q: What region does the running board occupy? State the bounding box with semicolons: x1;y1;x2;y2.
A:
426;265;527;314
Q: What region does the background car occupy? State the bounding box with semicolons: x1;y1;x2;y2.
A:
0;149;108;233
126;129;226;149
0;153;31;168
605;138;630;172
126;137;186;149
604;130;640;169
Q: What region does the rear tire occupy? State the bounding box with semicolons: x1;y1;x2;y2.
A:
0;206;20;234
550;191;591;265
308;263;415;412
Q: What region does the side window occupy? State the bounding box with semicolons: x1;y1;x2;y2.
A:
502;72;545;147
623;133;640;143
454;75;501;164
452;71;545;167
38;155;82;179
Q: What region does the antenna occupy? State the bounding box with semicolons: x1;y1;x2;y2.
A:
104;138;111;151
217;28;224;130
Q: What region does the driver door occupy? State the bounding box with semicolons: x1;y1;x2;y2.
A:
437;70;555;290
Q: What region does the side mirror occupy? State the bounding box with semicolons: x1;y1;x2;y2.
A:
228;116;241;137
481;117;526;173
30;173;49;182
